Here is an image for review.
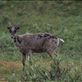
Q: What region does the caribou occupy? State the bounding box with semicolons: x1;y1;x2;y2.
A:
7;25;64;70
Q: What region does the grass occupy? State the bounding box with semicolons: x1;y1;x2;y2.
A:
0;53;82;82
0;1;82;82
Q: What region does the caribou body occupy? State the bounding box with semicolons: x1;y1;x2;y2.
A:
7;25;64;70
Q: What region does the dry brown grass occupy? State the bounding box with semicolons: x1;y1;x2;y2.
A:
0;60;22;71
0;77;8;82
0;79;8;82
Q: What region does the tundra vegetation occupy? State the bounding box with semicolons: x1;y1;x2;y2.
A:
0;1;82;82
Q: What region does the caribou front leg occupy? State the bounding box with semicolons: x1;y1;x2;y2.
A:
22;53;26;71
27;50;32;65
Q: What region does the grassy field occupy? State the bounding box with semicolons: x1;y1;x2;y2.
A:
0;1;82;82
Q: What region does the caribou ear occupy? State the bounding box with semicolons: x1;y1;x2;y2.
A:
16;26;20;30
7;26;11;30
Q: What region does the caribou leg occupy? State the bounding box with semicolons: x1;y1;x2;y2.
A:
22;53;26;71
27;50;32;64
47;48;57;59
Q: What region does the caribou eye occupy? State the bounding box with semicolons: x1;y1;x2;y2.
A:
14;30;16;33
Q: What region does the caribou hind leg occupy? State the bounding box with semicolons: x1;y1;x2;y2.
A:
47;48;57;59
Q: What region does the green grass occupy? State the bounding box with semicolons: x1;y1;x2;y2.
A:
0;1;82;82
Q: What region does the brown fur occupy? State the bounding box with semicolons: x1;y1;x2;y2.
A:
7;26;64;70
